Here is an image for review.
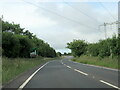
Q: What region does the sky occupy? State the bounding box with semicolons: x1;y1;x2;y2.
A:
0;0;119;54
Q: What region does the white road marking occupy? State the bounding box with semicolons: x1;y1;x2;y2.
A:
18;62;49;90
62;61;88;76
85;64;118;72
74;69;88;76
61;60;64;64
100;80;120;89
68;60;118;72
92;76;95;79
66;65;71;68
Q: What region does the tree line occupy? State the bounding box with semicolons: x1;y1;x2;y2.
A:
67;35;119;58
2;20;57;58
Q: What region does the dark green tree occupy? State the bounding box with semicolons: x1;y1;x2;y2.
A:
67;40;87;57
57;52;62;57
2;32;20;58
2;20;57;58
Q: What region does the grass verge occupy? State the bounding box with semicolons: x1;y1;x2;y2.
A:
71;55;118;69
2;56;58;85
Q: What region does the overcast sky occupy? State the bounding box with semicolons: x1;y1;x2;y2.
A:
0;0;119;54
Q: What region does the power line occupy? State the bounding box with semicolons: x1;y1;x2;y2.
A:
98;1;117;21
99;21;119;39
22;0;99;30
63;1;100;24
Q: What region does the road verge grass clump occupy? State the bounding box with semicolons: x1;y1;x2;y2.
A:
2;56;55;85
71;55;118;69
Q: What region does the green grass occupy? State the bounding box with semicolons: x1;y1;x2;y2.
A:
71;55;118;69
2;56;57;85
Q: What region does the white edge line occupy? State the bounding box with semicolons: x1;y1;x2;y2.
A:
100;80;120;89
74;69;88;76
85;64;119;72
69;60;118;72
18;62;49;90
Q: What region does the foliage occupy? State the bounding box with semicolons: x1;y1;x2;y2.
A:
67;35;119;58
57;52;62;57
67;40;87;57
2;20;57;58
63;52;71;55
87;43;99;56
2;32;20;58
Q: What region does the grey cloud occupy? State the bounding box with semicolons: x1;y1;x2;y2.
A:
31;2;117;52
1;1;117;53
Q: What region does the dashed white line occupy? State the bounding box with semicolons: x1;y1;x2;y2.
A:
62;61;88;76
18;62;49;90
74;69;88;76
100;80;120;89
64;60;119;89
66;66;72;69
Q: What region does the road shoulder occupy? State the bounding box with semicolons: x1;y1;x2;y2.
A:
69;60;119;72
2;62;48;89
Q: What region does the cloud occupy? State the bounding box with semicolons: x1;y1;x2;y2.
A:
0;0;118;53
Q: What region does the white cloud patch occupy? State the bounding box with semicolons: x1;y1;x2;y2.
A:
0;0;118;53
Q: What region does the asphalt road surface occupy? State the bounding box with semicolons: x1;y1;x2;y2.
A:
21;56;118;89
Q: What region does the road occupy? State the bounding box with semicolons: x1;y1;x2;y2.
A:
21;56;118;89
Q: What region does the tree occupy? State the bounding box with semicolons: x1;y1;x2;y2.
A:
18;35;34;58
86;35;118;58
2;20;57;58
2;32;20;58
67;40;87;57
57;52;62;57
87;43;99;56
64;52;67;55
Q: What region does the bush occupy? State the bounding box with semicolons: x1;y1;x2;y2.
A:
2;20;57;58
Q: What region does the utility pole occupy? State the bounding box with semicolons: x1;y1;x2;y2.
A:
99;23;107;39
99;21;118;58
118;1;120;73
0;15;3;21
104;23;107;39
0;15;2;89
99;21;118;39
0;15;3;57
118;1;120;37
